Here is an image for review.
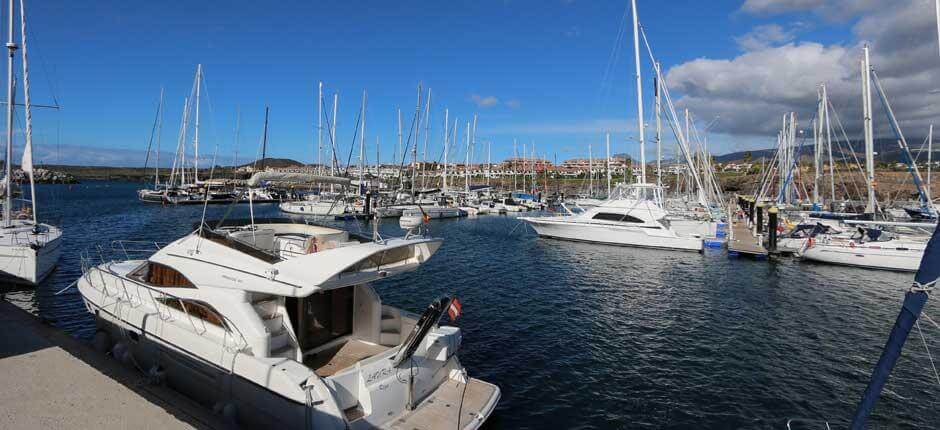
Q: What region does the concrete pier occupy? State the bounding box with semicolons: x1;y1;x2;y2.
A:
0;300;225;430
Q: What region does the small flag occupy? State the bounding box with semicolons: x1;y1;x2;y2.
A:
447;297;462;321
423;213;430;223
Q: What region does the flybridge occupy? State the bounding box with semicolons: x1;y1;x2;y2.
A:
152;219;443;296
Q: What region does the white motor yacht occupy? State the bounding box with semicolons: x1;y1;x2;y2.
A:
521;183;705;252
76;218;499;429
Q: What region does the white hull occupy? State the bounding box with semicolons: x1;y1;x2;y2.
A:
0;221;63;284
280;201;348;216
801;242;923;272
399;207;463;228
523;218;702;251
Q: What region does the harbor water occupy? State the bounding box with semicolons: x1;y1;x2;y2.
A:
3;181;939;429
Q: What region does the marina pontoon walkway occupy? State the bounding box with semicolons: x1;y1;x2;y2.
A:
0;300;224;430
728;221;769;257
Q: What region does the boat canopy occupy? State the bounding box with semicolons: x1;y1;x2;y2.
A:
246;172;351;187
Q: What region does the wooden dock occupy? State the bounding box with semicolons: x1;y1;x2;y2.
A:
0;300;224;430
728;220;768;257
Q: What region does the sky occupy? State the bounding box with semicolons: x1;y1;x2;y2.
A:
11;0;940;167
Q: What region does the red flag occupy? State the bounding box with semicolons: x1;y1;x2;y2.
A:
447;297;462;321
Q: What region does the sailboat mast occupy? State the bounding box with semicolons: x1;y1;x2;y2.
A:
3;0;15;226
465;121;470;193
359;90;367;195
631;0;646;184
824;85;835;203
260;106;269;172
442;108;449;191
655;62;663;188
410;86;421;198
331;94;338;176
155;88;164;188
862;45;876;214
606;131;612;196
193;64;202;183
929;124;934;202
317;81;323;176
588;144;593;196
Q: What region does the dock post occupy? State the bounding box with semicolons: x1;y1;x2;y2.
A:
756;202;764;234
365;191;372;217
768;206;778;252
747;198;755;228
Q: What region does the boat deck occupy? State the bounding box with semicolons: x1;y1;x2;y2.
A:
728;221;768;257
305;340;388;377
388;378;500;430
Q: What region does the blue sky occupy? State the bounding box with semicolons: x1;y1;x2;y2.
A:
15;0;929;167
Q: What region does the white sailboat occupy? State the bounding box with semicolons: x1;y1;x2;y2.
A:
77;172;500;429
0;0;62;284
801;46;933;271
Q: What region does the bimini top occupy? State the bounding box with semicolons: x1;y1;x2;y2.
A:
147;219;442;297
246;171;352;188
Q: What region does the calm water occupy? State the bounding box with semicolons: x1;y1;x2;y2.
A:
3;181;939;429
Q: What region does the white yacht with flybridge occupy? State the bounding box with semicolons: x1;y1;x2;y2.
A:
521;0;713;252
76;172;499;429
0;0;61;284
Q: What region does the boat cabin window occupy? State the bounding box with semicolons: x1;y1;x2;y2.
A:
133;262;196;288
592;212;644;223
288;287;355;350
158;298;225;327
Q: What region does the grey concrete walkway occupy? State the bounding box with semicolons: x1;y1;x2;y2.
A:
0;300;225;429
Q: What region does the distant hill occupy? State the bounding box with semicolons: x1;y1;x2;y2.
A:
715;138;939;164
237;158;306;169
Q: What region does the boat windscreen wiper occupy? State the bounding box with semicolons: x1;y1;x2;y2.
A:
391;296;450;367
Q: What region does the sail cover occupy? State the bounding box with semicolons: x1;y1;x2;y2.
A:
246;172;351;187
914;221;940;286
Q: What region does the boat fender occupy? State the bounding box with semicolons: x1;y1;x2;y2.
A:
850;242;856;248
92;330;112;353
147;365;166;385
111;342;132;364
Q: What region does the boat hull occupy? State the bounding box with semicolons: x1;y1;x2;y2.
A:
800;243;923;271
522;217;702;251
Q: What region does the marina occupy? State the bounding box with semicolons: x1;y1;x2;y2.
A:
2;0;940;429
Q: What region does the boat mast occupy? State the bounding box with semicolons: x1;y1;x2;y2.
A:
606;131;612;196
331;93;338;177
814;86;823;205
4;0;16;226
465;121;470;193
929;124;934;203
862;45;877;215
233;106;240;180
410;85;421;199
18;0;35;222
259;106;269;172
317;81;323;176
824;85;835;204
655;62;663;188
359;90;367;195
631;0;646;184
193;64;201;184
442;108;449;192
588;143;593;196
155;89;163;188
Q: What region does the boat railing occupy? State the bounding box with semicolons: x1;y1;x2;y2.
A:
79;250;250;353
110;240;166;260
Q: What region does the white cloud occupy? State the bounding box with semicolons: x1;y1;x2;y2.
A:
666;0;940;141
740;0;880;20
469;94;500;108
734;23;799;51
505;99;522;109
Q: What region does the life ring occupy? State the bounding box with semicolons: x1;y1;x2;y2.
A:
849;241;855;248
